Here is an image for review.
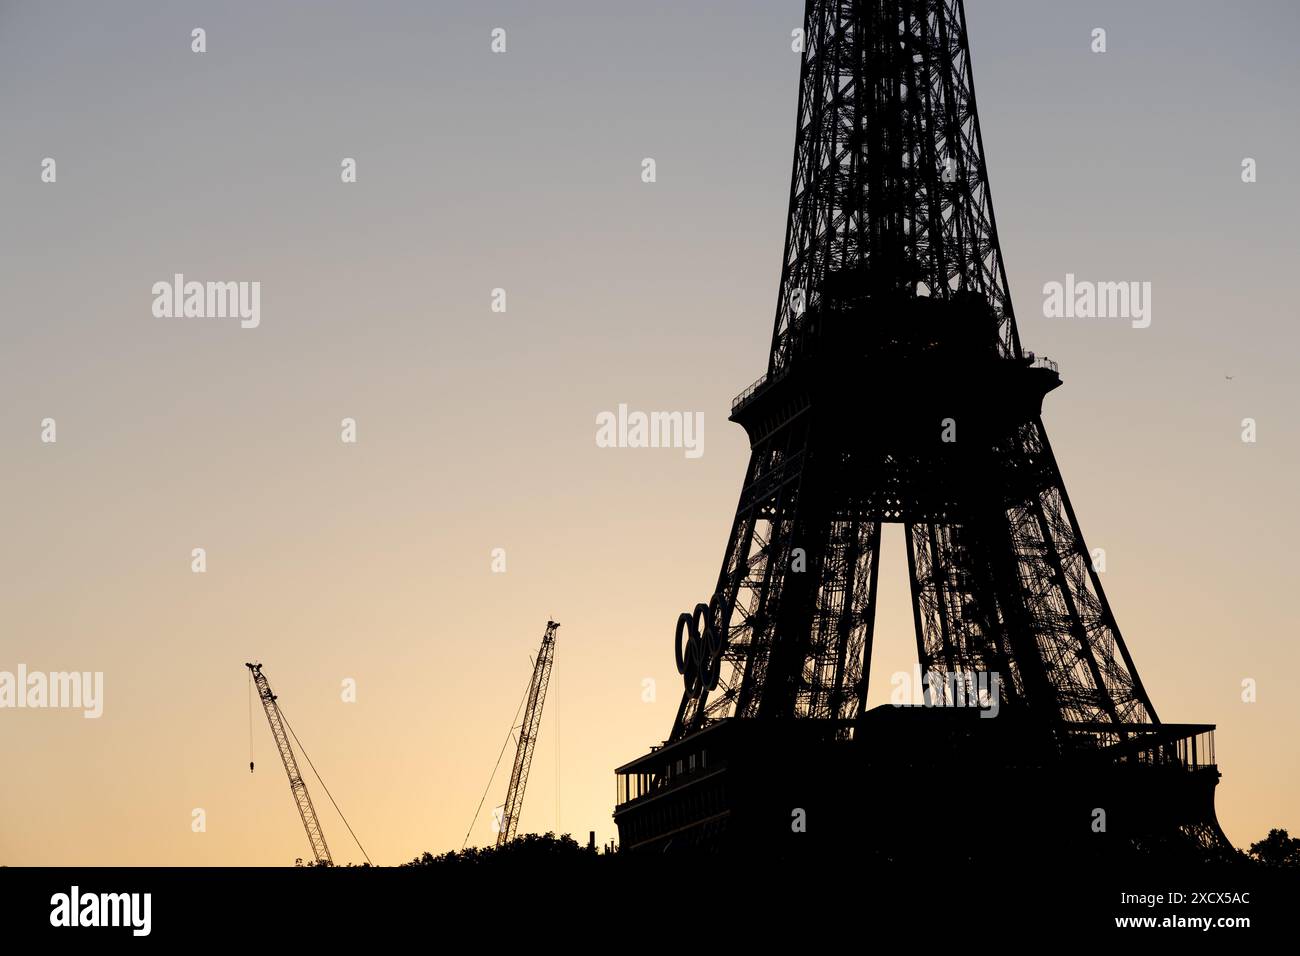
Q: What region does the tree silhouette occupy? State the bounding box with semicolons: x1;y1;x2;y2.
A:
1248;828;1300;867
403;832;602;867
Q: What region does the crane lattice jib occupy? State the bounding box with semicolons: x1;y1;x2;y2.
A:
246;663;333;865
496;621;559;846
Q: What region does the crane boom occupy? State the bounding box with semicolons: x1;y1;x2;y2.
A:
246;662;333;865
496;620;559;846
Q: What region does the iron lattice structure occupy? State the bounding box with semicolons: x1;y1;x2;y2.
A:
247;663;332;865
497;621;559;846
670;0;1158;749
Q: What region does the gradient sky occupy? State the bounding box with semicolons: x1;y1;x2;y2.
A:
2;0;1298;865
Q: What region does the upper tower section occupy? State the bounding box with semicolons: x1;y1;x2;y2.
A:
770;0;1021;374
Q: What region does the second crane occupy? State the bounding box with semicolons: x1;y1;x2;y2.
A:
496;620;559;845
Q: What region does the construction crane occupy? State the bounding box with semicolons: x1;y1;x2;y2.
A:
496;620;559;846
246;662;333;865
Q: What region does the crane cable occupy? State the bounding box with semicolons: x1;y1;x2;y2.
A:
461;668;532;849
247;669;255;772
555;663;559;834
277;704;373;866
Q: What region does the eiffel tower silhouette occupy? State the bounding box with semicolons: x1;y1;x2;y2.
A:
615;0;1228;860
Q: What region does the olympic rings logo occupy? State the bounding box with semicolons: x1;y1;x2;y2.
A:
675;595;727;694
